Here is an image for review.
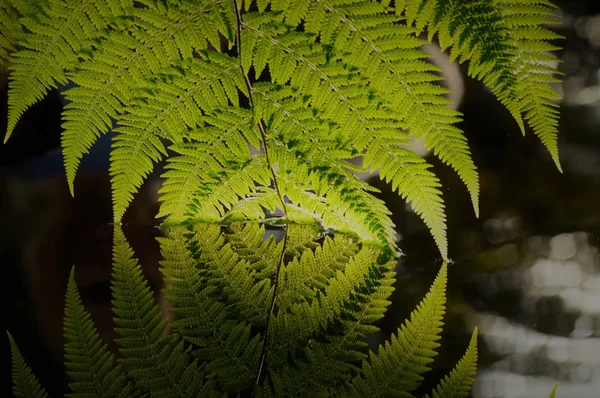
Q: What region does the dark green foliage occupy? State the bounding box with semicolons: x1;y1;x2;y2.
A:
9;224;478;396
64;268;132;397
7;332;48;398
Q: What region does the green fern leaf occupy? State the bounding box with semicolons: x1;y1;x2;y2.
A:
277;234;359;305
398;0;563;170
244;3;477;256
365;137;447;259
184;223;279;327
63;267;133;398
425;327;478;398
7;331;49;398
351;262;447;397
267;246;396;396
61;1;228;195
159;225;261;392
5;0;130;142
111;227;207;397
111;51;246;221
0;0;37;73
157;107;264;222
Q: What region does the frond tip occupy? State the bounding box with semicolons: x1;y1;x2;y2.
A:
7;331;48;398
64;267;132;397
352;262;448;396
425;327;479;398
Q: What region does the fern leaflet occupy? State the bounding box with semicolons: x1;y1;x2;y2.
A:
63;267;133;398
425;327;478;398
7;332;48;398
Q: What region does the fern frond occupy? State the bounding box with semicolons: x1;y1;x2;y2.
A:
0;0;36;73
186;223;278;327
63;267;133;398
425;327;478;398
7;332;48;398
157;107;265;222
398;0;563;170
276;149;396;250
243;3;477;255
159;225;261;392
5;0;130;142
183;154;274;223
111;227;206;396
496;0;563;169
365;137;447;259
110;51;247;221
61;1;229;195
351;262;447;397
277;234;359;305
267;247;396;395
109;127;167;221
62;2;218;191
62;0;233;191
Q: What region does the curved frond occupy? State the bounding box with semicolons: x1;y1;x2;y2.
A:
111;227;207;396
111;52;246;221
7;332;48;398
184;223;279;327
157;107;264;222
5;0;130;142
365;137;447;259
243;3;477;256
266;246;396;396
61;1;230;194
425;327;478;398
63;267;132;398
398;0;563;169
351;262;447;397
159;225;261;392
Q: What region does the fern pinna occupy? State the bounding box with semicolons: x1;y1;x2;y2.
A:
1;0;563;259
2;0;563;396
10;223;476;397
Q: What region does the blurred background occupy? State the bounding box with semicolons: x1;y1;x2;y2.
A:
1;1;600;397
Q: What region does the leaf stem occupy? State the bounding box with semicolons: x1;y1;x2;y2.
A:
232;0;288;220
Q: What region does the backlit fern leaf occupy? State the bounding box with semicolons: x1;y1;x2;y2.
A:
365;137;447;259
4;0;130;142
277;234;359;305
398;0;563;169
0;0;36;72
111;227;207;396
157;107;263;222
425;327;478;398
246;1;476;256
111;51;246;221
61;0;231;195
63;267;133;398
186;223;278;327
351;262;447;397
7;332;48;398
